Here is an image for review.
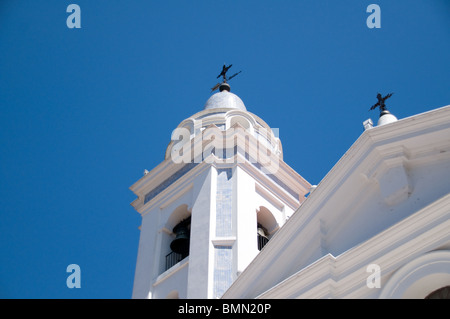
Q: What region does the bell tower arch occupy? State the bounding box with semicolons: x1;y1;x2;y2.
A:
130;81;310;299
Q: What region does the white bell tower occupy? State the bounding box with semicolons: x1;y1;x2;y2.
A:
130;82;311;299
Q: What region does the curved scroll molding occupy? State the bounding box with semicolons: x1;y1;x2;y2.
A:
379;250;450;299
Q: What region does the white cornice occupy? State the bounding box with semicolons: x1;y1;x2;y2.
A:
130;123;312;214
133;151;309;215
129;158;179;198
366;104;450;143
222;105;450;299
134;161;210;215
232;194;450;299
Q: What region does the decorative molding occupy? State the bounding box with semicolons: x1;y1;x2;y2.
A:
222;105;450;299
212;237;237;246
253;195;450;299
255;183;285;211
379;250;450;299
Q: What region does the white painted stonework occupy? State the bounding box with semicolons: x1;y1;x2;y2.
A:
222;104;450;299
130;89;310;299
130;85;450;299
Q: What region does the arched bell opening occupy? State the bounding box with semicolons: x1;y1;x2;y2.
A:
163;204;192;272
165;216;191;271
170;217;191;258
256;206;279;251
257;223;269;251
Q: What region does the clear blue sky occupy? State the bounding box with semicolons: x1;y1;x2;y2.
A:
0;1;449;298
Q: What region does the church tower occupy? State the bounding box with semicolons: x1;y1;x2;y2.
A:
130;80;311;299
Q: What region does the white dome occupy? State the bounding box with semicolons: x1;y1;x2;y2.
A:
378;110;398;126
204;90;246;111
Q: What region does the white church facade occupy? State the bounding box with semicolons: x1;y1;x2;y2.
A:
130;81;450;299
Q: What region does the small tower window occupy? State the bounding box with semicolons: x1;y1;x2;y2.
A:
165;217;191;270
257;223;269;251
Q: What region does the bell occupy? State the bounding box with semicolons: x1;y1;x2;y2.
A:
257;224;269;251
170;222;190;256
257;227;269;239
257;223;269;239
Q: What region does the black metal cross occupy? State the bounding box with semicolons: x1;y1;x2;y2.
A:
370;92;394;112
